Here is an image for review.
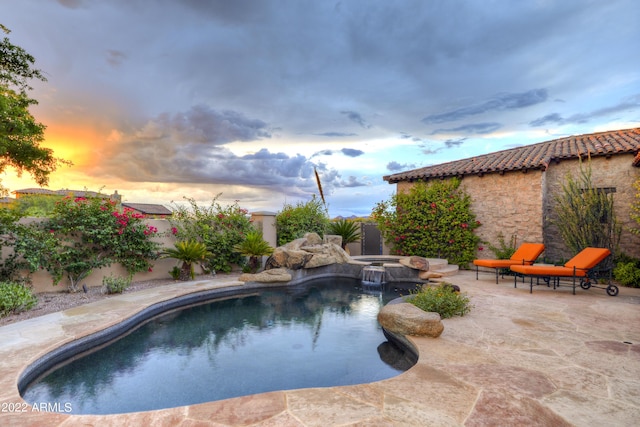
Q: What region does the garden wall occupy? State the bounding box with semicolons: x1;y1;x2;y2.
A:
21;218;181;293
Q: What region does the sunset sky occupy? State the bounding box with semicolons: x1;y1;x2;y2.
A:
2;0;639;217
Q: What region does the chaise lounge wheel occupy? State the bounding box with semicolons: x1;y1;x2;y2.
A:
606;285;619;296
580;279;591;290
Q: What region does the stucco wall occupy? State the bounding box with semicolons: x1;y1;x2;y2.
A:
543;154;640;260
18;218;182;293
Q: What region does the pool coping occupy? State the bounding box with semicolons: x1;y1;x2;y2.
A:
2;271;640;426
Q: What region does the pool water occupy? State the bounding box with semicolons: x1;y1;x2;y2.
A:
21;278;419;414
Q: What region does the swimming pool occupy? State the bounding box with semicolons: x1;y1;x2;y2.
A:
20;278;419;414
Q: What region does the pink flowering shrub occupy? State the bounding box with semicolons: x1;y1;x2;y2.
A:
371;178;481;268
16;196;160;291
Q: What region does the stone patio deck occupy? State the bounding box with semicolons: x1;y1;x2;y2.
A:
1;270;639;426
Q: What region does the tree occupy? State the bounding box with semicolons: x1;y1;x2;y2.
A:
0;25;69;194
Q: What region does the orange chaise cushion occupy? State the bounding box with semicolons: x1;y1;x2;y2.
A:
510;247;611;277
564;247;611;270
473;243;545;268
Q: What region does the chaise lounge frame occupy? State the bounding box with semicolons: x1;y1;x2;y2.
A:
473;243;545;284
509;247;618;296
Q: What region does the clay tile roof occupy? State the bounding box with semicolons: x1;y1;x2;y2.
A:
384;127;640;183
122;203;172;216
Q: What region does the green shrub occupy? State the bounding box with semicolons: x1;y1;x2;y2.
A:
406;283;472;319
276;196;329;246
0;282;37;317
613;256;640;288
169;195;253;273
169;266;181;280
102;274;131;294
371;178;481;268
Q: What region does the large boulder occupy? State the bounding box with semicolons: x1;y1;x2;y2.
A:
399;256;430;271
377;302;444;338
268;248;312;270
265;233;351;270
239;268;292;283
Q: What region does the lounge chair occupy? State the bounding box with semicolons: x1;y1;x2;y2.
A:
509;247;618;296
473;243;545;283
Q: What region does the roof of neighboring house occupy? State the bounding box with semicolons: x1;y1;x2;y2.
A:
384;127;640;183
13;188;109;198
122;203;172;216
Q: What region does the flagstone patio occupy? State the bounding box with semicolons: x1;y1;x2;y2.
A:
1;270;639;426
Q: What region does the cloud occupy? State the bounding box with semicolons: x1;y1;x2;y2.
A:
340;176;368;187
422;89;548;124
310;148;365;158
92;106;343;198
444;138;466;148
314;132;358;137
341;110;371;128
341;148;365;157
529;94;640;127
387;161;417;172
106;49;126;67
431;123;502;135
133;105;271;145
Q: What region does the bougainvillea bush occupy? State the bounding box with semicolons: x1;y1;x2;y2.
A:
16;196;160;291
371;178;481;268
169;195;254;273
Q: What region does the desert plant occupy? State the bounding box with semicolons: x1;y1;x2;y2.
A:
406;282;472;319
631;177;640;235
102;274;131;294
328;219;361;250
486;233;517;259
161;240;211;280
233;230;274;273
0;282;37;317
552;159;620;255
275;195;329;246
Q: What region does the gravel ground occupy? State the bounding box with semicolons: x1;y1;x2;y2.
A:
0;276;217;327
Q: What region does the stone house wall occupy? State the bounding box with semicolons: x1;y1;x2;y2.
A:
397;172;544;259
542;154;640;260
396;154;640;263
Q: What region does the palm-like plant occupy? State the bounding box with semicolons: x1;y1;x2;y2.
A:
328;219;361;250
161;240;211;280
233;230;274;273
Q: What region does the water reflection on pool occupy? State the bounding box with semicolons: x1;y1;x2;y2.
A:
21;278;419;414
